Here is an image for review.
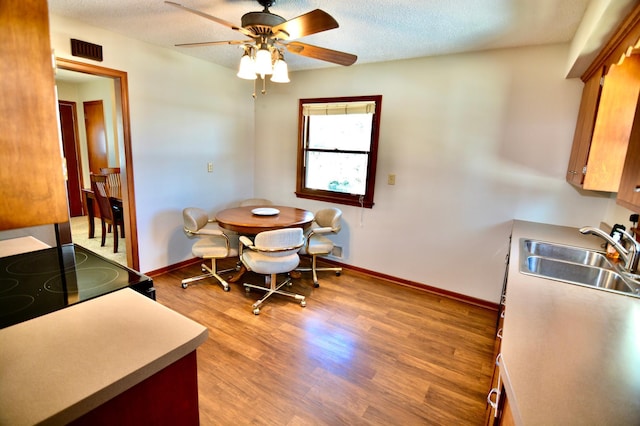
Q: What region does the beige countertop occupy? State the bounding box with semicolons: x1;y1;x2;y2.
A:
0;236;50;257
0;288;208;425
503;220;640;425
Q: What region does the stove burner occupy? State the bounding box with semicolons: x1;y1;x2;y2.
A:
0;244;154;329
6;251;89;275
44;267;119;293
0;278;19;295
0;294;35;316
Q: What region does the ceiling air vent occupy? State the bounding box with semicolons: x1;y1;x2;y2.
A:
70;39;103;62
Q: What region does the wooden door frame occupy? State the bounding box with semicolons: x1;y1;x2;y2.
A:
56;58;139;271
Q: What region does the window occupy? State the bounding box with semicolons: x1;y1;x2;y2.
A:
295;95;382;208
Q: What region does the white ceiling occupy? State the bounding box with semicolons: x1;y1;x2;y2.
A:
49;0;592;72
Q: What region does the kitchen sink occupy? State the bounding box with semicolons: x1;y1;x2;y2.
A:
522;239;613;268
519;239;640;297
524;256;634;293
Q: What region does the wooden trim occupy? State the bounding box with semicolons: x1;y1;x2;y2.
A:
149;256;499;311
582;2;640;81
55;58;140;272
144;257;202;277
319;257;499;311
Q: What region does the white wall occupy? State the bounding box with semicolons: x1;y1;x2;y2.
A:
254;44;615;303
50;14;256;272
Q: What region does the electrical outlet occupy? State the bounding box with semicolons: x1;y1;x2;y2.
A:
331;245;343;258
207;162;213;173
388;174;396;185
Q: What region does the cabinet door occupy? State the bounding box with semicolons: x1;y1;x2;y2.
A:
497;383;516;426
617;93;640;212
583;55;640;191
567;69;603;186
0;0;69;230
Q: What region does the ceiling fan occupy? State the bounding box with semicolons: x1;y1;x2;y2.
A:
165;0;357;69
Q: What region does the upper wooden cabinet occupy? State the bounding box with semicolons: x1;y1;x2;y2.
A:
0;0;69;231
566;67;604;186
617;94;640;213
567;3;640;192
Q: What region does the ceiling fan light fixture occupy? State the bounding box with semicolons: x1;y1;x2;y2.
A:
271;57;289;83
168;1;357;88
237;51;257;80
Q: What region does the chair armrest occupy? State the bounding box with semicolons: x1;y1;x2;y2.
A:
239;235;254;248
304;227;335;251
195;228;224;237
250;240;305;253
308;226;334;237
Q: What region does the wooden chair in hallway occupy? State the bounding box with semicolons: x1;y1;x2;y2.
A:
90;174;125;253
100;167;121;189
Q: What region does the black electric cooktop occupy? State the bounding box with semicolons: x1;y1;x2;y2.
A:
0;244;155;329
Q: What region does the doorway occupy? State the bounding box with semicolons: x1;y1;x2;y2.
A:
56;58;140;271
58;100;84;217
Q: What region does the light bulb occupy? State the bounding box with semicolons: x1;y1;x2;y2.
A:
237;53;257;80
255;47;273;76
271;58;289;83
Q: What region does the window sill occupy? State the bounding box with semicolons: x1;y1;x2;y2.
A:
295;191;374;208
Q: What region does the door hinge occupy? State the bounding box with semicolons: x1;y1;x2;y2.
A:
582;165;587;175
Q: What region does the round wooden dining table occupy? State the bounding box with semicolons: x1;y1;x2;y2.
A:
215;205;314;282
215;205;315;235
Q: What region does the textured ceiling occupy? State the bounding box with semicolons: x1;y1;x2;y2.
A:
48;0;591;72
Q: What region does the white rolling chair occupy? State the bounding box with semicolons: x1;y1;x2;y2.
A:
297;207;343;287
182;207;238;292
239;198;273;207
240;228;306;315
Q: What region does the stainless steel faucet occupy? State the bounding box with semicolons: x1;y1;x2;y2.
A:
579;226;640;272
619;229;640;273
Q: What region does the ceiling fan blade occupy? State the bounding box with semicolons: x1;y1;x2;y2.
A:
285;41;357;66
272;9;338;40
165;1;254;38
175;40;246;48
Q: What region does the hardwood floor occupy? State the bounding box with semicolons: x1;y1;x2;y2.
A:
151;259;497;425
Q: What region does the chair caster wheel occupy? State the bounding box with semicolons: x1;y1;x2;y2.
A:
313;282;319;288
223;286;230;292
181;283;188;289
245;287;251;293
253;308;260;315
336;272;341;276
300;300;306;307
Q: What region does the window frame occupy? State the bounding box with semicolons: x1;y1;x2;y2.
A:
295;95;382;208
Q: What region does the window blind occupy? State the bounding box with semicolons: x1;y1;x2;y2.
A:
302;101;376;116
